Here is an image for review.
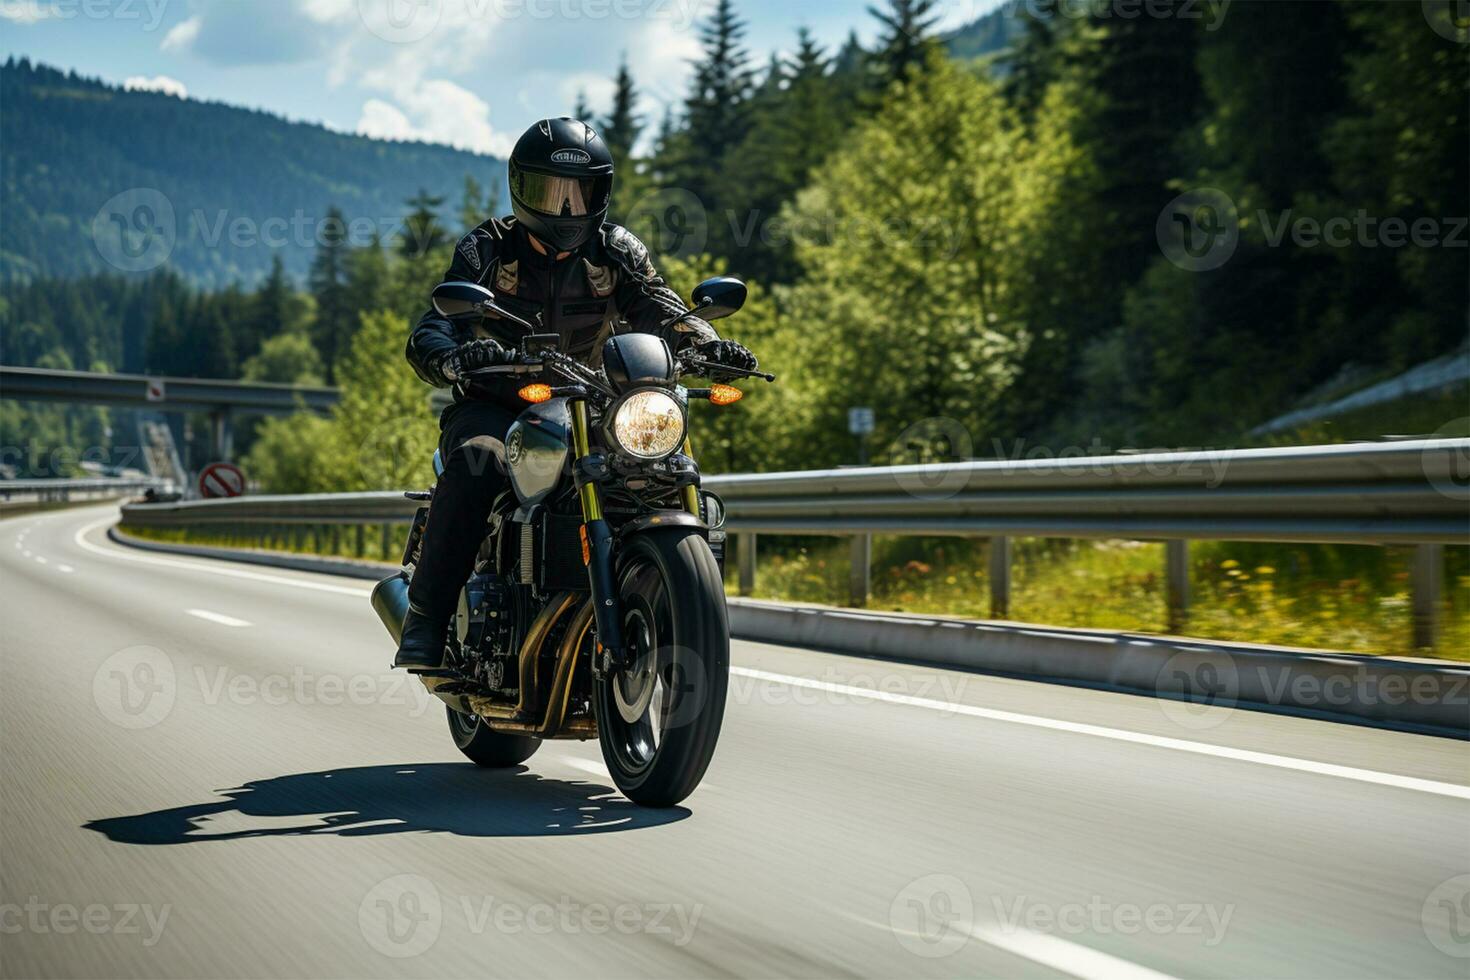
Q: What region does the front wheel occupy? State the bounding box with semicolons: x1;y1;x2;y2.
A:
446;707;540;768
595;528;729;807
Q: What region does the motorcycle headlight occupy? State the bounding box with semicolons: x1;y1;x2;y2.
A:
611;389;686;459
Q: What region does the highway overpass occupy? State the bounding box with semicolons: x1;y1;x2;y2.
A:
0;365;340;458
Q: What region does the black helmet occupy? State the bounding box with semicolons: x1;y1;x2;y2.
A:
508;117;614;251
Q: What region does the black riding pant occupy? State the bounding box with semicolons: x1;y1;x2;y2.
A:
407;400;519;624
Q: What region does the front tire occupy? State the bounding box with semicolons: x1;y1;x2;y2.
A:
446;707;540;768
595;528;729;807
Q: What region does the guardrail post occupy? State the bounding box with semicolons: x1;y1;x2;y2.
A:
355;525;366;559
737;532;757;596
988;536;1011;619
1412;543;1442;650
1166;540;1190;633
381;524;393;562
849;534;872;607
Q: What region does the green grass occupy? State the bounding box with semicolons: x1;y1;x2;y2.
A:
726;536;1470;661
123;523;1469;661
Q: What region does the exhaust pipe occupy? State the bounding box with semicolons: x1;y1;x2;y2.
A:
371;572;410;644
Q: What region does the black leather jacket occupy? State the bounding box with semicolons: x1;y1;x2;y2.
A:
407;217;718;407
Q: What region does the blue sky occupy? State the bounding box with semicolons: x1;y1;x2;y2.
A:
2;0;1003;156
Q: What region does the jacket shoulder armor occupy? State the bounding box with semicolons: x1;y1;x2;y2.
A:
454;216;515;280
601;223;654;277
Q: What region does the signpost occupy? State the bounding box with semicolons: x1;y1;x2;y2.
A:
848;407;875;465
197;461;245;499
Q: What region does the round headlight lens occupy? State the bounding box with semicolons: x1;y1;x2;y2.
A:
612;389;686;459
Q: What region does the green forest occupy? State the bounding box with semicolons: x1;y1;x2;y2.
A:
3;0;1467;488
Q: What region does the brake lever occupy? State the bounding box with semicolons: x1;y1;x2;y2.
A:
680;357;776;383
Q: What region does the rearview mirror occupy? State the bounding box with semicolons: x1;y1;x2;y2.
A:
432;281;496;319
691;277;747;320
431;281;538;331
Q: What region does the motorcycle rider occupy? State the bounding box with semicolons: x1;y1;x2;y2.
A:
395;116;757;670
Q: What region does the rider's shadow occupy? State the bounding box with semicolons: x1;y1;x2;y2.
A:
84;763;687;844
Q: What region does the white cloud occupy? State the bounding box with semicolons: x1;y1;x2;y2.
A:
356;76;515;157
0;0;54;23
160;15;200;52
123;75;189;98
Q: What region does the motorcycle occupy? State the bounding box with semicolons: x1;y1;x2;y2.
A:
371;276;772;807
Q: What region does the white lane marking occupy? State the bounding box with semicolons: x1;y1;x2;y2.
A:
34;556;46;565
967;924;1179;980
186;608;252;628
21;550;32;558
72;518;373;599
729;667;1470;801
56;564;74;574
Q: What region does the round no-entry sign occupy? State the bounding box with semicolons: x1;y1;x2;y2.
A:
198;462;246;499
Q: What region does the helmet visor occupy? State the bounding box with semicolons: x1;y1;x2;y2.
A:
511;169;611;218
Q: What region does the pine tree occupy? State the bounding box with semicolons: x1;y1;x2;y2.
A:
601;55;642;169
868;0;940;95
669;0;755;204
309;205;352;380
573;89;592;121
399;189;449;260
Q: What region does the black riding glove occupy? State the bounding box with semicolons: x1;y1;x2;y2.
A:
693;339;758;373
437;339;509;383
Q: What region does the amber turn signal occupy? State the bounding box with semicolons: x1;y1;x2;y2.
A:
708;383;744;406
518;383;553;403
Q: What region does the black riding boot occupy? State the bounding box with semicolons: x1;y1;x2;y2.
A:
395;434;504;670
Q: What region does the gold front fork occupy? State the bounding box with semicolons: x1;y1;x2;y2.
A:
681;435;700;515
570;399;603;522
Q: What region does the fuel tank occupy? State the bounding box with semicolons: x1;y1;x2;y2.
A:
506;397;572;506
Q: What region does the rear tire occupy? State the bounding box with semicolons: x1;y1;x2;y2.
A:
595;528;728;807
446;707;540;768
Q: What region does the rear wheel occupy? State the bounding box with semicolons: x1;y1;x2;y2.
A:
446;707;540;767
595;528;728;807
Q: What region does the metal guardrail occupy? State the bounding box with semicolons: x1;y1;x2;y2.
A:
1;477;168;503
117;439;1470;651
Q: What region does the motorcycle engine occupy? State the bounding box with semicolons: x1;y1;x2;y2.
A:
455;572;520;697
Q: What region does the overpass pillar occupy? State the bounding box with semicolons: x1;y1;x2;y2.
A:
211;410;234;461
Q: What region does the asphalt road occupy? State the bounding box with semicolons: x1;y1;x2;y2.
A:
2;505;1468;979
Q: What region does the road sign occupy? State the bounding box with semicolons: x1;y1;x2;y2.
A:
197;461;245;499
145;378;166;403
848;407;875;435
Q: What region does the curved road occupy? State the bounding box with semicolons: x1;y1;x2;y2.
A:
2;505;1468;978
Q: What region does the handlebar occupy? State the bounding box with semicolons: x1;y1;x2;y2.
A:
462;348;775;389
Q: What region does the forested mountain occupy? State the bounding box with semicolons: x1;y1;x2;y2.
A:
0;59;505;288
